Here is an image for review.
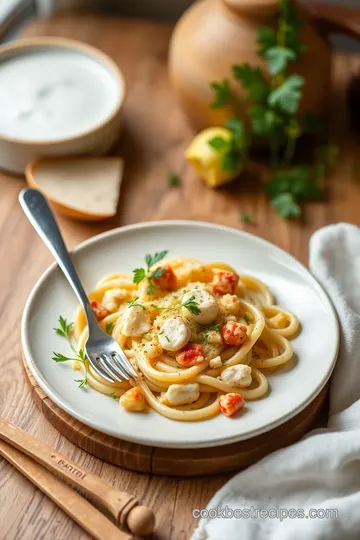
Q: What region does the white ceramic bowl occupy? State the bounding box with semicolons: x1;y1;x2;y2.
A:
21;221;339;449
0;38;125;175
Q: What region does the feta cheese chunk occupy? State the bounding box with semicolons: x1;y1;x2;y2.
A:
158;317;191;352
220;365;252;388
162;383;200;406
122;306;151;337
182;289;218;324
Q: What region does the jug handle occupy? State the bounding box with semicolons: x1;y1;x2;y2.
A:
305;1;360;40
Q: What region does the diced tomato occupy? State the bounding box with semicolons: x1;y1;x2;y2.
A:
221;321;247;347
219;393;245;417
153;265;177;291
91;300;110;321
212;271;239;295
176;343;205;367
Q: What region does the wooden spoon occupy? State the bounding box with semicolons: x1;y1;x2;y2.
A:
0;417;155;537
0;439;131;540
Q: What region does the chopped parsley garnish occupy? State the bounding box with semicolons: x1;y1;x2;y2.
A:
151;294;200;316
109;392;119;400
239;211;250;224
168;172;181;187
128;297;147;310
133;251;168;295
53;315;88;388
105;322;114;334
202;322;222;342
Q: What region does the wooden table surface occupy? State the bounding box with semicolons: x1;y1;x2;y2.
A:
1;14;360;540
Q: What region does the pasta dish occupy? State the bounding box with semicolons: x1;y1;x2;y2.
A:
56;251;299;422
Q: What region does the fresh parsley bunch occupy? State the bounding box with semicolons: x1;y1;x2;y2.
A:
209;0;333;219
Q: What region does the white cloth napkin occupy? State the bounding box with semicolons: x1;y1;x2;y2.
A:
193;223;360;540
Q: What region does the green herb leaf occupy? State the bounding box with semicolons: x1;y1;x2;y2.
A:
221;153;239;172
265;46;296;75
168;172;181;187
250;105;284;135
52;352;75;363
208;136;229;151
239;211;250;224
75;378;88;389
151;294;200;316
210;79;231;108
105;322;114;335
233;64;270;101
128;297;146;310
225;117;245;141
268;75;304;114
257;26;277;56
181;295;201;316
145;251;168;270
265;167;322;202
133;267;146;285
271;193;301;218
109;392;119;400
53;316;73;339
151;267;165;279
78;349;87;362
147;282;156;296
201;322;222;342
278;0;304;57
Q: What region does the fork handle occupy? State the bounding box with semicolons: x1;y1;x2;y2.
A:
19;188;98;327
0;418;155;536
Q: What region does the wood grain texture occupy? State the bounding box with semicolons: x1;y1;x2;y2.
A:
0;13;359;540
22;357;328;476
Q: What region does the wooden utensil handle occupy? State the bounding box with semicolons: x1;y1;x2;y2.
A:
0;418;155;536
307;1;360;40
0;439;131;540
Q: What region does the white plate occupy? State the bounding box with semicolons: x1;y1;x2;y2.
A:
21;221;339;449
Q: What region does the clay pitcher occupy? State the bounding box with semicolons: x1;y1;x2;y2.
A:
169;0;360;129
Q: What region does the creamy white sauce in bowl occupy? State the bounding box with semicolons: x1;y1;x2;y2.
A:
0;42;124;142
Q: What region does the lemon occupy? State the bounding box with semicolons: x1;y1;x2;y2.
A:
185;127;242;188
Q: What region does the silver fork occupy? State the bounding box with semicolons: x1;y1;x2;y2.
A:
19;188;137;384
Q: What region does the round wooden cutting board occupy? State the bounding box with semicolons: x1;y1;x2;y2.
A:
23;357;328;476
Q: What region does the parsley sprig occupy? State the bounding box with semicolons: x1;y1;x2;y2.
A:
105;322;114;335
207;0;334;219
128;297;147;310
151;294;200;316
53;316;73;339
53;316;88;388
133;251;168;295
208;117;249;172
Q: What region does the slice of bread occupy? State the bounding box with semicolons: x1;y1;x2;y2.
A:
26;157;124;221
